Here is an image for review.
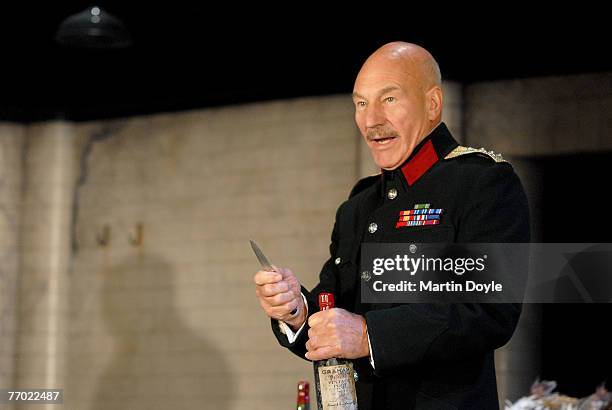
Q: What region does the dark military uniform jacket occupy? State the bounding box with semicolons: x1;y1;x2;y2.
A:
272;123;530;409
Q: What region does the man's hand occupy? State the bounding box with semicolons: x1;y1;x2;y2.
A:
254;266;306;330
305;308;369;361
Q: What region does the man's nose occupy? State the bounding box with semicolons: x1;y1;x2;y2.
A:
364;102;385;129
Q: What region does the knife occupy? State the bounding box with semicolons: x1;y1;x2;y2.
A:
250;239;298;316
250;239;274;271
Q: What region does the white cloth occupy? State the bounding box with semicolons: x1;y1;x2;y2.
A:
278;294;309;343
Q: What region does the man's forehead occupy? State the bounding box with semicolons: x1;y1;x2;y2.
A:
353;71;419;96
352;84;400;100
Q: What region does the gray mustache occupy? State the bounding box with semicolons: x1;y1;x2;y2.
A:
366;127;399;141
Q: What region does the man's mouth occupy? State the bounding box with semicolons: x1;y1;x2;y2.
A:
370;136;397;145
366;126;399;146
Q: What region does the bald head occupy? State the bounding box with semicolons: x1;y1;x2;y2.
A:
358;42;441;91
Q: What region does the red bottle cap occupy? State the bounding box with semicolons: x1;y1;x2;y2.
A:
318;292;335;310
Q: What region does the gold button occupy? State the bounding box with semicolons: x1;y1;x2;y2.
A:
387;188;398;200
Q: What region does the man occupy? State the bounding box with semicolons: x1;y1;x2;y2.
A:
254;42;529;409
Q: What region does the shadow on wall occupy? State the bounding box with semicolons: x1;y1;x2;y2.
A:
92;255;234;410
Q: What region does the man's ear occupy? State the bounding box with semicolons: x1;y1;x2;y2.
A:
426;86;443;121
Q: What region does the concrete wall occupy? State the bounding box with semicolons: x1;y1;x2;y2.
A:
10;96;360;410
14;122;78;410
0;123;25;410
465;72;612;155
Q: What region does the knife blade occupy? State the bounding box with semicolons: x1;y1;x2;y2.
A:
250;239;274;271
250;239;298;316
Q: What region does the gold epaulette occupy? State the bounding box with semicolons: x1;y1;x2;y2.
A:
444;146;507;163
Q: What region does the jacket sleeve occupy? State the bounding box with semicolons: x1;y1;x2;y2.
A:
365;162;530;375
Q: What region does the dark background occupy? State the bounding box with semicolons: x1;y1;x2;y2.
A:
1;4;610;121
1;2;609;399
538;154;612;397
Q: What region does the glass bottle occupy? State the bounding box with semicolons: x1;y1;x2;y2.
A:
296;380;310;410
313;292;358;410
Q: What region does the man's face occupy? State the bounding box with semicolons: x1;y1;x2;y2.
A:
353;60;431;170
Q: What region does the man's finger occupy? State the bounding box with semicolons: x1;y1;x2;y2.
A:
306;335;334;353
276;266;294;279
305;334;321;352
308;310;328;328
305;337;312;352
305;346;338;361
259;281;290;297
268;300;300;318
253;270;282;286
265;290;294;306
307;327;317;339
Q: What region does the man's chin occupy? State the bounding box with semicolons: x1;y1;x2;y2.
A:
376;164;400;171
373;156;401;171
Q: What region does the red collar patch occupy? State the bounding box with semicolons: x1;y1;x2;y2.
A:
400;139;439;186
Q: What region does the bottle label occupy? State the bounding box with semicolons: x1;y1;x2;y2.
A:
317;363;358;409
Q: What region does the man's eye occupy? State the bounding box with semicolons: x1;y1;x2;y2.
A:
384;96;396;103
356;101;366;108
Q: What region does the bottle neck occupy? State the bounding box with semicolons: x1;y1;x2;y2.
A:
318;292;334;311
297;392;309;404
297;381;309;405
